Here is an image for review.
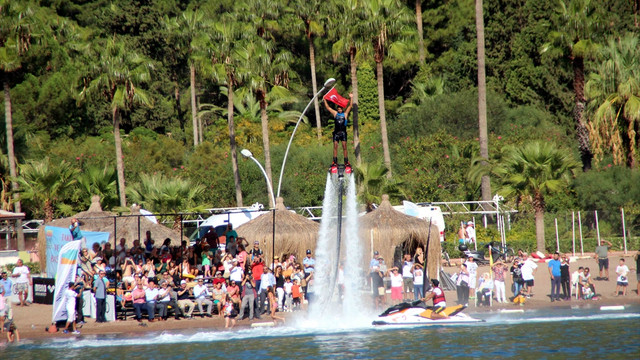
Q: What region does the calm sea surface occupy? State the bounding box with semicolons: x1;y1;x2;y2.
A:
3;306;639;359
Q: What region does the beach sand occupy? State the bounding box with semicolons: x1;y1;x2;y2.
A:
7;252;639;341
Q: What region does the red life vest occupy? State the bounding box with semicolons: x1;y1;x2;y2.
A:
432;287;446;305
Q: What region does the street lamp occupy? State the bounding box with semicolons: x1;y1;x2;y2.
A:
276;78;337;198
241;149;276;208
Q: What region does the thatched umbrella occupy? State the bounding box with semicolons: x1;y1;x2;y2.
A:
359;194;442;279
237;197;319;264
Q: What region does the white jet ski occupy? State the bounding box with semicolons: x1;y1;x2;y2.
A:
372;301;484;326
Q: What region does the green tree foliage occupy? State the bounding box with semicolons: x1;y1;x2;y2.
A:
356;62;378;123
355;161;406;212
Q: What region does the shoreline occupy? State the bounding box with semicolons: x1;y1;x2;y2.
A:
7;252;640;342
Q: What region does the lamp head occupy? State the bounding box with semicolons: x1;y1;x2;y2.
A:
323;78;336;88
241;149;253;158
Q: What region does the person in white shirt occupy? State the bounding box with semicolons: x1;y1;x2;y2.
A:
283;277;293;311
615;258;630;296
193;277;213;317
412;264;424;300
144;279;160;322
520;253;538;297
63;282;80;334
465;221;476;244
464;256;478;298
11;259;31;306
402;254;414;300
229;260;244;285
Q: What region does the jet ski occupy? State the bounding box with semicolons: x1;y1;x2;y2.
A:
372;301;483;326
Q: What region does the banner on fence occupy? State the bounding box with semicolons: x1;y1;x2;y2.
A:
45;226;110;277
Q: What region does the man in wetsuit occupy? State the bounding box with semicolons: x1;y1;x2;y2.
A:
324;93;353;168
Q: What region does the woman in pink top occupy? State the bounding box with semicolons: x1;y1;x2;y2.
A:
132;277;147;322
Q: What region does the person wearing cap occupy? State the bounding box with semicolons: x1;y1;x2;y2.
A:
369;251;380;273
93;269;109;323
193;276;213;317
492;260;507;303
303;250;315;277
213;270;226;286
423;279;449;319
465;221;476;244
249;241;263;263
176;280;195;319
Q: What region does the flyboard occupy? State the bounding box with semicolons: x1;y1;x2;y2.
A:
372;301;484;326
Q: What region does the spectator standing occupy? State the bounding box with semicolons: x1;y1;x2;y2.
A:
594;239;613;280
615;258;629;296
457;222;467;245
303;250;315;279
223;295;237;328
560;255;571;300
456;263;470;306
239;273;257;320
258;267;276;315
69;218;83;241
267;286;285;324
248;241;263;265
412;264;424;300
388;268;403;304
464;256;478;299
1;271;13;301
465;221;476;244
510;259;524;296
492;261;507;303
370;266;385;310
283;277;293;311
548;252;562;302
93;270;109;322
401;254;414;300
635;249;640;297
11;259;31;307
274;266;285;311
225;224;238;257
521;253;538;297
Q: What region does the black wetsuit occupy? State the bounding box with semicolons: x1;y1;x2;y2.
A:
332;112;347;142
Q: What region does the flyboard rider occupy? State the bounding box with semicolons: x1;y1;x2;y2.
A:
323;92;353;170
422;279;449;320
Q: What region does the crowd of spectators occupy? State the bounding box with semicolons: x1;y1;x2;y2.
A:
73;225;311;324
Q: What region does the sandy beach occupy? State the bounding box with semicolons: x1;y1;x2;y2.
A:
6;251;639;342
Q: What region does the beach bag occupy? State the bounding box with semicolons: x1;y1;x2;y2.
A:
378;287;385;296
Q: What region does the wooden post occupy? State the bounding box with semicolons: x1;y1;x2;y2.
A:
578;211;584;255
554;218;560;252
621;207;628;255
595;210;601;246
572;211;576;256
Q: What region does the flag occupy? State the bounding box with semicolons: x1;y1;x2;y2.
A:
52;240;82;322
323;88;349;108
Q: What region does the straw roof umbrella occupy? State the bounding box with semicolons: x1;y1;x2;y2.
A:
359;194;441;279
237;197;319;265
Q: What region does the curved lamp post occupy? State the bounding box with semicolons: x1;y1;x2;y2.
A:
241;149;276;208
276;78;336;198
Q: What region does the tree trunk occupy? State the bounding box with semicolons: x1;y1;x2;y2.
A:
308;32;322;140
349;48;362;166
475;0;491;201
416;0;425;64
113;107;127;208
259;91;274;208
4;80;25;250
190;63;199;147
44;200;54;223
375;59;392;178
572;56;593;171
228;81;243;207
533;193;546;253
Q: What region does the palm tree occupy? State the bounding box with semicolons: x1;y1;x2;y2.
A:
78;37;154;208
585;34;640;168
475;0;491;202
415;0;425;64
76;164;119;211
330;0;368;166
495;142;579;252
165;9;213;147
15;158;78;223
541;0;603;171
361;0;412;178
289;0;327;139
127;173;208;230
355;161;406;212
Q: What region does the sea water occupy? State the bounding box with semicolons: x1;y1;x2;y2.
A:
4;306;639;359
